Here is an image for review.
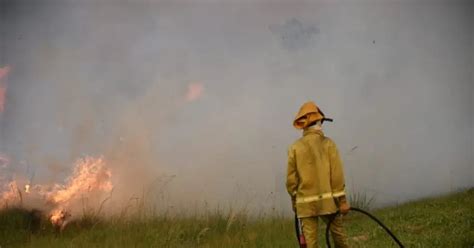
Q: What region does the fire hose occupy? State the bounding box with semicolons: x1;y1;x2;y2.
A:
296;207;405;248
325;207;405;248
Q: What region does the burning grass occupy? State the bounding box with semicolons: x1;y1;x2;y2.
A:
0;188;472;247
0;156;113;230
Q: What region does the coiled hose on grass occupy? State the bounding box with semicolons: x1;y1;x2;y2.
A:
325;207;405;248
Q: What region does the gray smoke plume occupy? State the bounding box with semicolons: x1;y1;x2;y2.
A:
0;0;472;215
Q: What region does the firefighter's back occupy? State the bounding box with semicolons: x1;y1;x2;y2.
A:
291;129;338;217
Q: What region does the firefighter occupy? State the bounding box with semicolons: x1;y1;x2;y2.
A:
287;101;350;248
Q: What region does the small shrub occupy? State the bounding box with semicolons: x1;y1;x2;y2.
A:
348;191;375;211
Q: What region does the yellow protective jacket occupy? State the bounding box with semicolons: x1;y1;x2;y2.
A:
286;129;346;218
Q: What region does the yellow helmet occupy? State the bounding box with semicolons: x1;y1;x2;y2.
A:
293;101;332;129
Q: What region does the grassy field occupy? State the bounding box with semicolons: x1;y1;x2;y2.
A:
1;189;473;248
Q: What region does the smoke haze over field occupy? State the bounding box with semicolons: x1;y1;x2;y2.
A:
0;0;473;214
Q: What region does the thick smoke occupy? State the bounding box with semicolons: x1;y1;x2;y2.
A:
0;0;473;215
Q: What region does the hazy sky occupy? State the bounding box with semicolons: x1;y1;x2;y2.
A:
0;0;472;213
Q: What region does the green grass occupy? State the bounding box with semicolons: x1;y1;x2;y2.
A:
1;189;473;247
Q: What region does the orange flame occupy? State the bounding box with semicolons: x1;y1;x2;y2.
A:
49;209;71;230
185;82;204;102
0;181;21;207
0;155;113;227
46;156;112;225
24;184;30;193
0;154;20;207
47;156;112;206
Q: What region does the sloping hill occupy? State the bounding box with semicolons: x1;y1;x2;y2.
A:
1;189;473;247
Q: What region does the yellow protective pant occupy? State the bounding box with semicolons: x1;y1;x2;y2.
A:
301;214;348;248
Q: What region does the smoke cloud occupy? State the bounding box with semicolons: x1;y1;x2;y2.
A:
0;0;472;215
